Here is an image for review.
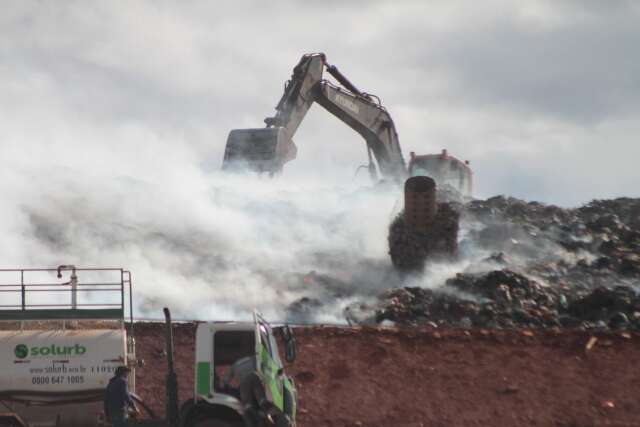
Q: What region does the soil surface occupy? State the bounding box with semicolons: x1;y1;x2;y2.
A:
133;322;640;427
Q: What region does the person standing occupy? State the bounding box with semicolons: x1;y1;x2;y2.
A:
225;356;291;427
104;366;139;427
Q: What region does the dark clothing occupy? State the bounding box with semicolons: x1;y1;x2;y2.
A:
109;411;128;427
104;375;134;426
239;371;268;426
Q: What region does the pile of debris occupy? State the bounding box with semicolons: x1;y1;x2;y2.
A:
375;269;640;330
286;196;640;329
375;196;640;330
388;202;459;270
464;196;640;287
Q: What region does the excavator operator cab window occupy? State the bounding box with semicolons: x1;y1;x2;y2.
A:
410;166;430;178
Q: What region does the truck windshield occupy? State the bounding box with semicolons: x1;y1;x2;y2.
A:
213;330;255;392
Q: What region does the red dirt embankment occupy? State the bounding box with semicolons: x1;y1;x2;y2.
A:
133;323;640;427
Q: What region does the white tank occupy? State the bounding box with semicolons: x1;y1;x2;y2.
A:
0;329;128;427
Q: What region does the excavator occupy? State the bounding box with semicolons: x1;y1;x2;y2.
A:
222;52;407;183
222;52;472;269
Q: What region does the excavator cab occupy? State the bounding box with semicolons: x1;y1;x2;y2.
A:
408;150;473;200
222;127;297;175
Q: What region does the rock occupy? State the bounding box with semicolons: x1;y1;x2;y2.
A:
459;317;472;328
484;252;510;265
495;284;512;306
619;256;640;276
569;286;637;321
609;312;630;329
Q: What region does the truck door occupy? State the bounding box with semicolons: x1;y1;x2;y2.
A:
253;311;285;411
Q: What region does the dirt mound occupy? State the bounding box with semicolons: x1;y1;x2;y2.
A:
133;323;640;427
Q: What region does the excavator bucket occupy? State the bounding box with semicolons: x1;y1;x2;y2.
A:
222;127;297;175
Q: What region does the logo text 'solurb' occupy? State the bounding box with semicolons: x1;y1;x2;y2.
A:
14;344;87;358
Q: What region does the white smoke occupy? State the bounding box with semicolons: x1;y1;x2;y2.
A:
0;142;412;322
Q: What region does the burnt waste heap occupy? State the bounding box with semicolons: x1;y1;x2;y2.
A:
375;196;640;330
287;196;640;330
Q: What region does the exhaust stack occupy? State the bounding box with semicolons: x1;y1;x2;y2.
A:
163;307;179;427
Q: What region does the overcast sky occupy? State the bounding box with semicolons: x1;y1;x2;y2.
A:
1;1;638;319
2;0;639;205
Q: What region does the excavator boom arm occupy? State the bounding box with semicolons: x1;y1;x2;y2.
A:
314;81;405;180
265;53;325;134
223;53;406;181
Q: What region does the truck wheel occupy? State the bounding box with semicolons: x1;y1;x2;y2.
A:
275;413;293;427
192;419;234;427
184;404;243;427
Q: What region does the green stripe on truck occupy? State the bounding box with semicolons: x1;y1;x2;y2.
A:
196;362;211;396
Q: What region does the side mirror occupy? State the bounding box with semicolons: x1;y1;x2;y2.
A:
282;325;297;363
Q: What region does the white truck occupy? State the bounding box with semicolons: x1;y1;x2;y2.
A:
136;308;298;427
0;266;137;427
0;267;300;427
177;312;298;427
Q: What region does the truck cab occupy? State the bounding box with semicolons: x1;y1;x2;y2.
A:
182;312;297;427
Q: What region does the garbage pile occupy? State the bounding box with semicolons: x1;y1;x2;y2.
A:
375;269;640;329
372;196;640;329
388;202;459;271
463;196;640;289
